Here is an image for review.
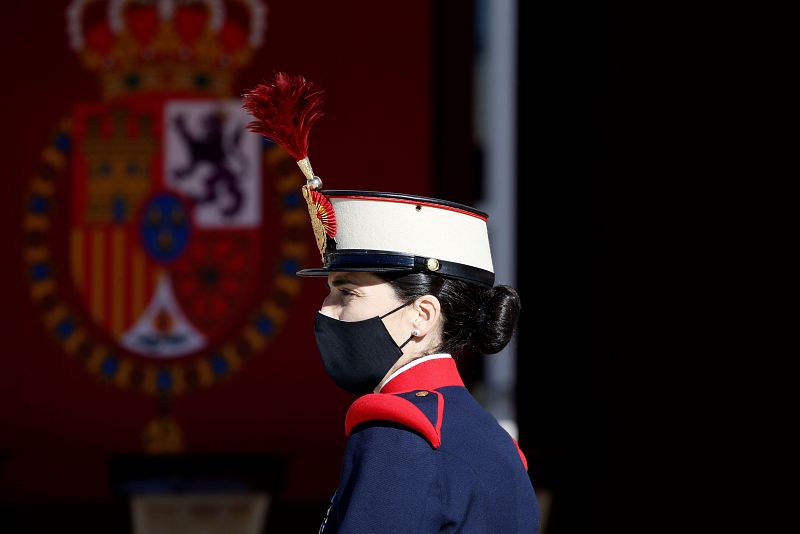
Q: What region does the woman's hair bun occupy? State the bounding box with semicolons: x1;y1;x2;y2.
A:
472;285;522;354
380;273;522;356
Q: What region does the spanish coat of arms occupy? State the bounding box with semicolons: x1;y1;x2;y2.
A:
22;0;309;435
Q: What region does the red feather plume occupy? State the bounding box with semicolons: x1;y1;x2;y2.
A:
242;72;324;161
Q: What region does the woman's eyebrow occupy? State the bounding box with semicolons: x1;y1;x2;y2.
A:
330;277;359;288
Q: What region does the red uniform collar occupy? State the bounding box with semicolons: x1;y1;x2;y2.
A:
380;356;465;394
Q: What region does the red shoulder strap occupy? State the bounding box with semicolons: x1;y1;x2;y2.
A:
345;392;443;449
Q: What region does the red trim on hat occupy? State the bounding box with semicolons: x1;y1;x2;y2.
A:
345;393;442;448
328;194;489;222
380;357;465;394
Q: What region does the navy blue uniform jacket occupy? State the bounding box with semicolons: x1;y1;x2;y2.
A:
320;356;539;533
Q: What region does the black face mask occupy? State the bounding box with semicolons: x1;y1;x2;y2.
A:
314;302;414;395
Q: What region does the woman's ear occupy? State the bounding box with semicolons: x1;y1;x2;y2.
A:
411;294;442;337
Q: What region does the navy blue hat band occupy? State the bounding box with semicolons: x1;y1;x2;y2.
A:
296;250;495;288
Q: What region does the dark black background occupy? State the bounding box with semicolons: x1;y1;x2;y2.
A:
508;2;750;532
515;3;622;533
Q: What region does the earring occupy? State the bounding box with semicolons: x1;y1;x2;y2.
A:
411;328;420;337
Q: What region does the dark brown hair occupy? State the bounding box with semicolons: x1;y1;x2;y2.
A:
378;272;522;355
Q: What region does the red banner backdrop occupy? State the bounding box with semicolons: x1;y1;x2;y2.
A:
0;0;431;514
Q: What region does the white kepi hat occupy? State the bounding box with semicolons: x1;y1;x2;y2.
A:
296;190;495;288
242;73;494;287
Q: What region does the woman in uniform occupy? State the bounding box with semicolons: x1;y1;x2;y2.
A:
296;190;540;533
243;73;539;533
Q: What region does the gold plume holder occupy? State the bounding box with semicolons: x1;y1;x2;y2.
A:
298;156;327;260
297;157;322;190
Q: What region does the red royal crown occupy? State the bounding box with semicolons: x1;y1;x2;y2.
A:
67;0;267;98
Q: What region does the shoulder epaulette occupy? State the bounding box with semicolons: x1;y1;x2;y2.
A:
345;390;444;448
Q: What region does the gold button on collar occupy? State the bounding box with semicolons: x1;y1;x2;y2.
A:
415;391;430;397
